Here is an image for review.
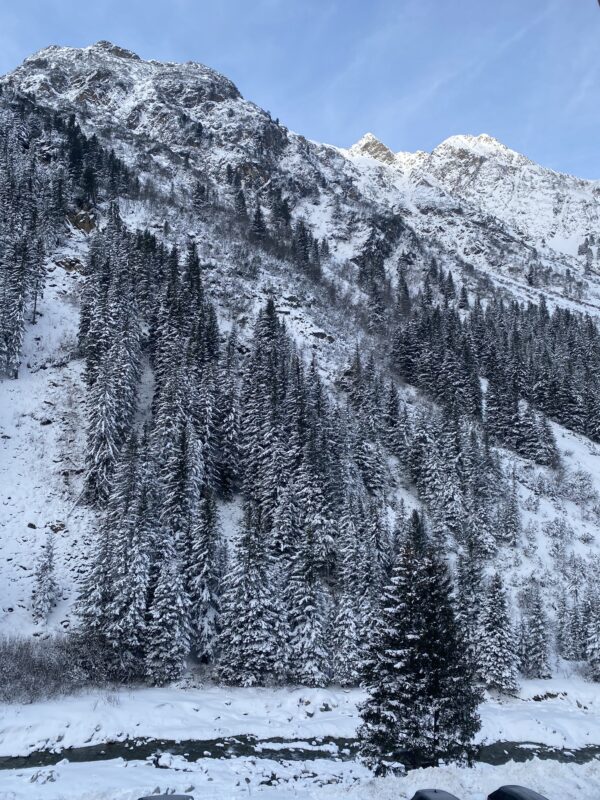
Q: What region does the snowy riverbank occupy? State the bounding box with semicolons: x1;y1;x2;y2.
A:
1;678;599;760
1;751;599;800
1;678;599;799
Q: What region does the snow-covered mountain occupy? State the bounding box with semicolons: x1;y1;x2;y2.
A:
4;38;600;799
349;130;600;265
1;41;600;679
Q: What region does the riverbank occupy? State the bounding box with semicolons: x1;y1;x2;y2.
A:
1;678;599;800
1;751;599;800
1;678;599;759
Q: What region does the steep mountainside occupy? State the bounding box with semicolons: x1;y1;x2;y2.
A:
1;42;600;699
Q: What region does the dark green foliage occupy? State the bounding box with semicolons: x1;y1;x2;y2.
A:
358;539;481;774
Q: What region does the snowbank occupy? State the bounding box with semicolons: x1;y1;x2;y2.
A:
0;753;598;800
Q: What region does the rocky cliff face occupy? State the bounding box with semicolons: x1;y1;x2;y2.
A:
3;42;353;202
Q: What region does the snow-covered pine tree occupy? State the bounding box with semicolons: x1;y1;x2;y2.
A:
31;532;59;623
586;593;600;682
194;364;221;492
216;329;240;499
217;503;286;685
358;538;481;773
188;489;224;663
455;544;485;672
105;520;151;679
478;573;519;693
286;517;330;686
159;418;205;557
250;202;267;241
518;578;551;679
76;521;114;642
358;539;426;775
355;499;390;656
295;455;335;576
331;500;361;685
84;347;122;504
145;535;190;685
1;242;27;378
498;474;521;547
415;549;482;767
463;489;496;559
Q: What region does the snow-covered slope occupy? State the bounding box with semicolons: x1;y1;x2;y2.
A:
0;234;94;636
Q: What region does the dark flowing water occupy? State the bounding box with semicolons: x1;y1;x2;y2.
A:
1;736;599;772
0;735;355;771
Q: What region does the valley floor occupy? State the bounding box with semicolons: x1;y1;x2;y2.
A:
0;678;599;799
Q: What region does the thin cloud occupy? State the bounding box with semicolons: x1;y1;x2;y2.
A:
397;0;557;122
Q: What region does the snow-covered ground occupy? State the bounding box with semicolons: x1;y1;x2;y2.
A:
0;237;95;638
2;752;599;800
0;679;599;799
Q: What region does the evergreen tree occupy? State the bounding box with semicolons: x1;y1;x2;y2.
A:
478;574;519;693
217;504;286;685
286;519;330;686
145;537;191;685
358;540;481;773
251;202;267;240
331;502;361;685
518;579;551;679
455;545;484;672
105;520;151;679
586;596;600;682
31;533;59;623
188;489;224;663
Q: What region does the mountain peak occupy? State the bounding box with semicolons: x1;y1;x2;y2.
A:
434;133;514;158
89;40;142;61
6;40;242;113
23;41;141;66
348;132;396;164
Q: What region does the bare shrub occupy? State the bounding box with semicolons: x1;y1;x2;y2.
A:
0;634;106;704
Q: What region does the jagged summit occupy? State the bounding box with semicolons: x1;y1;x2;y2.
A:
88;40;142;60
8;40;242;107
348;132;396;164
23;41;142;66
431;133;536;170
349;131;513;165
435;132;510;155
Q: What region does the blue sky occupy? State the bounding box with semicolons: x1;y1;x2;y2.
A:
0;0;598;178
